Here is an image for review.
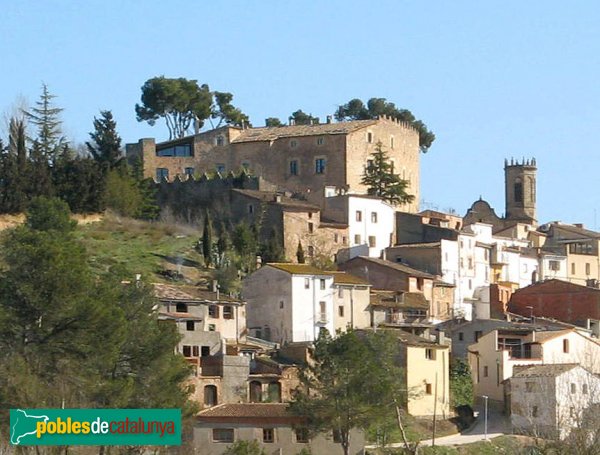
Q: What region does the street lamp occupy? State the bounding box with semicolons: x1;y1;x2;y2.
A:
482;395;489;441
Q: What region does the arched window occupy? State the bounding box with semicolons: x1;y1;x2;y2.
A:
514;178;523;203
267;382;282;403
249;381;262;403
204;385;218;407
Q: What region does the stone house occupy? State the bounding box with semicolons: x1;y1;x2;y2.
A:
369;290;431;336
506;364;600;439
242;264;371;344
468;327;600;404
194;403;365;455
126;116;420;211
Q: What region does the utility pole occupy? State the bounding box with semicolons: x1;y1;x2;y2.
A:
432;372;438;446
483;395;489;441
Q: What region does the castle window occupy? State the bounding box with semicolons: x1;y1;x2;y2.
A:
308;222;314;233
184;167;194;176
156;168;169;180
216;135;225;146
248;204;254;214
290;140;298;148
390;136;394;148
317;137;324;145
367;132;373;143
315;158;326;174
156;143;192;157
289;160;298;175
514;178;523;203
216;163;226;174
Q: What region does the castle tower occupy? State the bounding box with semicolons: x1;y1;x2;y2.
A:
504;158;537;225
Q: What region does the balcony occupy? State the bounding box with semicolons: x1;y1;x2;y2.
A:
316;312;328;324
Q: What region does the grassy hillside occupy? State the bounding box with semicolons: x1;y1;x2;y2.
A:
75;215;209;283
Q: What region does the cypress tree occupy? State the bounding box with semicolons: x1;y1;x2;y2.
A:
296;241;306;264
202;212;213;267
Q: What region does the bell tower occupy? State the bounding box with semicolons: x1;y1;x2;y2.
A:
504;158;537;225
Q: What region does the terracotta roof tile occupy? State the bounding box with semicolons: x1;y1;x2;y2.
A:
329;271;370;286
512;364;580;378
348;256;435;279
197;403;292;419
267;263;327;275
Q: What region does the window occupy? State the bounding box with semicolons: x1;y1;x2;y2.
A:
354;234;361;245
308;222;314;233
583;383;589;394
368;236;376;248
216;163;226;174
212;428;233;443
458;332;464;341
223;306;233;320
586;263;591;275
571;383;576;394
425;349;435;360
280;300;284;309
186;321;195;331
185;167;194;176
249;381;262;403
182;345;191;357
176;303;188;312
156;144;192;157
526;382;536;393
356;211;362;222
208;324;216;331
267;382;281;402
290;140;298;148
320;279;326;290
474;331;482;342
390;136;394;148
514;179;523;203
549;260;560;271
247;204;254;214
339;306;345;317
319;301;327;323
289;160;298;175
338;287;343;298
216;136;225;146
366;159;374;173
204;385;218;406
315;158;326;174
334;233;339;243
156;168;169;180
460;258;464;269
295;428;310;443
317;137;324;145
563;339;569;353
532;406;538;418
569;242;594;255
304;278;310;289
201;346;210;357
484;249;489;261
209;305;219;318
367;132;373;143
571;263;576;275
468;279;472;290
307;246;314;257
483;366;488;377
425;383;432;395
371;212;378;223
468;258;473;269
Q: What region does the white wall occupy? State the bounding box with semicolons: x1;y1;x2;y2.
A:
291;274;334;342
347;196;395;258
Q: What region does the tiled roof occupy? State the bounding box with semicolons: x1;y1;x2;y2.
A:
330;271;370;286
549;222;600;239
153;283;244;303
532;329;573;343
393;242;441;248
158;312;203;321
267;263;327;275
231;189;320;212
231;120;378;143
370;290;429;309
513;364;580;378
393;330;445;348
349;256;435;279
197;403;292;419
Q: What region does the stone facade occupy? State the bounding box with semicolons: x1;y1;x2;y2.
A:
126;116;421;212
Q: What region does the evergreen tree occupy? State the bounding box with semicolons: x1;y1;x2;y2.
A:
23;83;66;163
262;227;285;263
361;142;414;205
202;212;213;267
53;151;106;213
232;221;258;272
0;119;28;212
86;110;123;171
27;140;54;199
104;168;143;217
296;241;306;264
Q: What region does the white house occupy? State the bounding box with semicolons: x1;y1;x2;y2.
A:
507;364;600;439
323;194;395;260
242;264;371;344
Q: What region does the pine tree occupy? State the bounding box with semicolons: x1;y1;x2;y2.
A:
361;141;414;205
23;83;66;163
86;110;123;171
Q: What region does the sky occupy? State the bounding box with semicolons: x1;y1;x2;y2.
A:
1;1;599;228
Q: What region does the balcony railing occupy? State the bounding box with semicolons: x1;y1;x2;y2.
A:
317;313;328;324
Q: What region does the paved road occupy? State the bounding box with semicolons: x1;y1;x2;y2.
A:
366;406;510;450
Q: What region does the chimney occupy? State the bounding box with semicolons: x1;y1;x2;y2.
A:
574;223;584;229
289;117;295;126
326;115;332;124
274;194;282;203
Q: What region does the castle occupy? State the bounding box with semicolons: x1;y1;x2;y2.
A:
463;158;537;231
126;116;421;212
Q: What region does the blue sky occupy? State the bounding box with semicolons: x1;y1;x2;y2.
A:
1;1;599;227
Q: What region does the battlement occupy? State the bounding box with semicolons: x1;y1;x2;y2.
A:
376;114;418;133
504;157;537;168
